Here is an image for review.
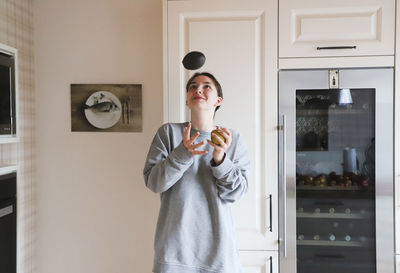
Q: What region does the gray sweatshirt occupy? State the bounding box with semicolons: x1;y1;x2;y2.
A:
143;122;250;273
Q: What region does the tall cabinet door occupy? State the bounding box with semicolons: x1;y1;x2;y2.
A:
165;0;278;250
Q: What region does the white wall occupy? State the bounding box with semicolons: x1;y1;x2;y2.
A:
34;0;163;272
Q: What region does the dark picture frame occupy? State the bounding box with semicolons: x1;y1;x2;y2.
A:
71;84;142;132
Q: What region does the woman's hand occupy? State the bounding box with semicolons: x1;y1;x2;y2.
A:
207;127;232;165
183;122;208;155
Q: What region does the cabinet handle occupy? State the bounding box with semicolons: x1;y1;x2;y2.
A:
268;256;273;273
317;46;356;50
0;205;13;218
266;194;272;232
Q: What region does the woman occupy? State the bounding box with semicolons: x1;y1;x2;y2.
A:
143;72;250;273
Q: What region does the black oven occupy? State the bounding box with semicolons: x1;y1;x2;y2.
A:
0;51;16;136
0;172;16;273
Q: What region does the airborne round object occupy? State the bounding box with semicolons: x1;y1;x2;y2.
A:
182;51;206;70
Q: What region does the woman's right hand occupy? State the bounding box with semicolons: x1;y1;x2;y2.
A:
183;122;208;155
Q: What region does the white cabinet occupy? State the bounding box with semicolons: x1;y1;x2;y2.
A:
239;251;278;273
164;0;278;250
279;0;395;58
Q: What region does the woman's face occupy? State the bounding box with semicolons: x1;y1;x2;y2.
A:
186;75;222;112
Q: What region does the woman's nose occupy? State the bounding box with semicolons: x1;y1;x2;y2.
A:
195;88;202;94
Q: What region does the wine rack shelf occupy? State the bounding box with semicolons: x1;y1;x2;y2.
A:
297;185;364;191
297;212;365;219
297;239;363;247
296;108;367;117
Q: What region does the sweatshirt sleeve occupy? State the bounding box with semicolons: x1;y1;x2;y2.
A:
211;132;250;203
143;125;194;194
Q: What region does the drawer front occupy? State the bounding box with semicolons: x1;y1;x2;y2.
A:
239;251;278;273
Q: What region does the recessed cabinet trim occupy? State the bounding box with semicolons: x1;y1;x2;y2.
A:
292;7;381;43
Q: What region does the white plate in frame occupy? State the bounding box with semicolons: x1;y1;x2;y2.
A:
84;91;122;129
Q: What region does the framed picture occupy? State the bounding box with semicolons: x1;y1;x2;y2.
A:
71;84;142;132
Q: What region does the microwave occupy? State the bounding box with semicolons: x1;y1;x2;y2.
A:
0;51;16;136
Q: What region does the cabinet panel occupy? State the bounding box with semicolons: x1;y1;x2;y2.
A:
239;251;278;273
166;0;278;250
279;0;395;58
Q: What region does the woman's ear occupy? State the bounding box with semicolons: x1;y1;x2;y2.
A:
214;97;223;107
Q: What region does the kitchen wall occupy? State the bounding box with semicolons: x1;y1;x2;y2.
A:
34;0;163;272
0;0;35;272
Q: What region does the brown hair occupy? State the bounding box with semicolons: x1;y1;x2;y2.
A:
186;72;223;113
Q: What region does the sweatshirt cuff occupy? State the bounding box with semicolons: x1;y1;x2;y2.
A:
211;156;233;179
170;142;193;164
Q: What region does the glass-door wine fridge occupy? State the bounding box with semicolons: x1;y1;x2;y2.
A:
278;68;394;273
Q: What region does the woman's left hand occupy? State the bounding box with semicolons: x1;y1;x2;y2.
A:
207;127;232;165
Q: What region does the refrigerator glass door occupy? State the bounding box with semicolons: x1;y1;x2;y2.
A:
279;68;394;273
296;88;375;273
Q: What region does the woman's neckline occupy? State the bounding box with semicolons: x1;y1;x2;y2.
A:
184;121;215;135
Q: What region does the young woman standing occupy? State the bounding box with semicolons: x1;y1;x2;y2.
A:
143;72;250;273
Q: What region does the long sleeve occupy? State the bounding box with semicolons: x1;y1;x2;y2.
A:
211;133;250;203
143;125;193;194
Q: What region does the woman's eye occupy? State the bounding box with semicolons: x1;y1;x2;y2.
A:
189;85;197;90
204;85;211;89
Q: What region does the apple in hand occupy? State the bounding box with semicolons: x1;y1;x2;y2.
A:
211;129;225;145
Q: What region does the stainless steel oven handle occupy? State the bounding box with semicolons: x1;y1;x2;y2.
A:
282;114;287;257
0;205;13;218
